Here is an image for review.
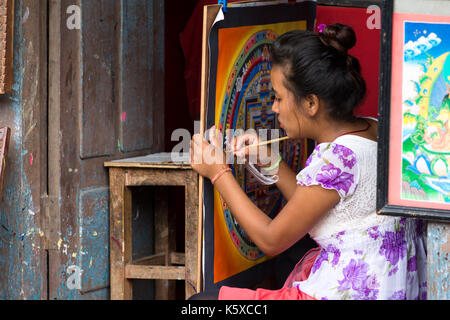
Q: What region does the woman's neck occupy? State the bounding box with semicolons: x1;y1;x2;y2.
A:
313;116;365;144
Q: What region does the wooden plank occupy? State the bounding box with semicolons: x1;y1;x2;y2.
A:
0;127;10;203
119;0;164;153
125;265;185;280
132;253;166;266
197;4;222;295
170;252;185;265
0;0;48;299
124;169;188;187
109;168;133;300
80;0;116;159
185;170;199;299
105;162;192;169
104;152;191;168
49;0;166;300
131;252;185;266
0;0;14;94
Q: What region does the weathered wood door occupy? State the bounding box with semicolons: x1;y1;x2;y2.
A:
48;0;164;299
0;0;48;299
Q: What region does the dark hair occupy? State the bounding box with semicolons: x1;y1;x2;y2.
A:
270;24;366;121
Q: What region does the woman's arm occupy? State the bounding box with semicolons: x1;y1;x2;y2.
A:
214;171;340;256
273;160;299;201
190;131;339;257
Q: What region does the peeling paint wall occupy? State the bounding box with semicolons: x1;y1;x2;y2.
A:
0;0;47;300
427;223;450;299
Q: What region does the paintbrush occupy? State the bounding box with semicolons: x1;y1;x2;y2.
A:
245;136;289;149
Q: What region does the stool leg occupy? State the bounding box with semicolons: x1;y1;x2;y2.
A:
185;171;199;299
154;187;176;299
109;168;133;300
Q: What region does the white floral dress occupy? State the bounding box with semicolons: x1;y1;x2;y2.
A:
293;135;427;300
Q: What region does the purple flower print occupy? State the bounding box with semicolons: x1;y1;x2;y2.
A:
420;282;427;300
337;259;369;292
379;228;407;266
388;290;406;300
365;275;380;290
421;291;427;300
338;259;379;300
388;265;399;276
335;231;346;244
305;155;314;168
353;275;380;300
304;174;312;185
305;145;322;168
416;219;425;237
332;144;357;169
311;249;328;274
311;245;341;274
407;256;417;272
367;225;381;240
316;163;354;195
326;244;341;267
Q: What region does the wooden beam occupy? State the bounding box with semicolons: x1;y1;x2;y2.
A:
0;127;10;203
170;252;185;265
125;265;185;280
132;253;166;266
198;3;222;295
0;0;14;94
124;169;187;187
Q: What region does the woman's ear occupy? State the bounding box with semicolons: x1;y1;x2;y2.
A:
302;94;320;117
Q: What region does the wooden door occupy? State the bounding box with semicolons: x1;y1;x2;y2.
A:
48;0;164;299
0;0;48;299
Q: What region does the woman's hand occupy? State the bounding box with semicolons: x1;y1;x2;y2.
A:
230;132;277;168
190;126;229;180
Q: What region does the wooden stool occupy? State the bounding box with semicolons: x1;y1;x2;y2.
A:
105;153;200;300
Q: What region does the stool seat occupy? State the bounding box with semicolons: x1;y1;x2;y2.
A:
105;153;200;300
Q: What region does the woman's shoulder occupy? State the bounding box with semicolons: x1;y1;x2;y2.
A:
298;141;360;199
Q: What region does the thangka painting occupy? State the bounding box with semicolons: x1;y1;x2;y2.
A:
380;12;450;220
203;2;316;289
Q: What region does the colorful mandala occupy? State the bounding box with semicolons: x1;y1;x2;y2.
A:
218;30;304;260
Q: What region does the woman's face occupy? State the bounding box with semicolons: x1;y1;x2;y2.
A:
270;65;303;138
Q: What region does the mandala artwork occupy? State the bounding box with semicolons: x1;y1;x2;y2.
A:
218;30;304;261
203;2;316;287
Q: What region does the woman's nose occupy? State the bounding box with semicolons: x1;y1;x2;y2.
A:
272;102;279;114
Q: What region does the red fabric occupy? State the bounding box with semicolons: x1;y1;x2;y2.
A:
180;0;242;120
316;6;381;118
219;286;316;300
218;247;320;300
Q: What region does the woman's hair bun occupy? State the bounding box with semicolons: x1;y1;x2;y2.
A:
321;23;357;54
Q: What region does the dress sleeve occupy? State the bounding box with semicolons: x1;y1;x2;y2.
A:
296;143;360;200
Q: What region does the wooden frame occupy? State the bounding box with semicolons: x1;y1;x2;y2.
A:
0;0;14;94
0;127;10;203
377;0;450;222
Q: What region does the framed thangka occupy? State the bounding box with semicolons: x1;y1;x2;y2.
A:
377;0;450;222
203;1;316;289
